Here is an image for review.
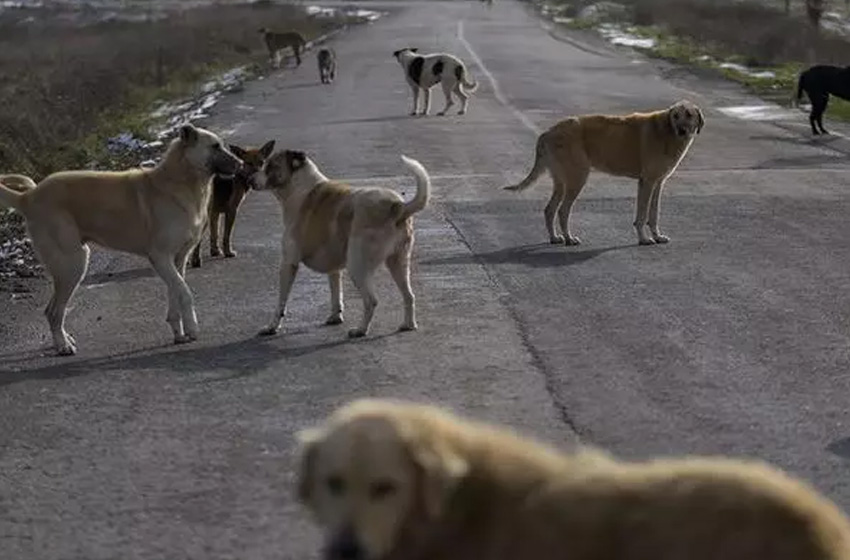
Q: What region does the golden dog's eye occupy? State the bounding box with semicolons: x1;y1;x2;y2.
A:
327;476;345;496
370;480;397;501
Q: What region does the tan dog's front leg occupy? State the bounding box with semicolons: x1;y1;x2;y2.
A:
325;271;344;325
647;178;670;244
634;177;657;245
260;261;299;336
150;252;198;343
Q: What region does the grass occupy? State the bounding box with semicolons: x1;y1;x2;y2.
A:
548;0;850;121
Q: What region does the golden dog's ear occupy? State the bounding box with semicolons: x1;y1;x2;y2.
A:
411;440;468;519
296;428;322;503
696;107;705;134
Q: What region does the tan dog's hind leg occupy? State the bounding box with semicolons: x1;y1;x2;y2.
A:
41;241;90;356
546;153;590;245
346;237;381;338
326;271;344;325
647;178;670;244
386;245;416;332
437;81;454;116
634;177;658;245
260;262;299;336
149;252;198;343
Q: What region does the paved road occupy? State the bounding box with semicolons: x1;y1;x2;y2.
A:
3;1;850;558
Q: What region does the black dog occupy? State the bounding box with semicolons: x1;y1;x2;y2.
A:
795;65;850;135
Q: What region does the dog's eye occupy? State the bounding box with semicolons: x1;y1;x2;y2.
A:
326;476;346;496
369;480;397;501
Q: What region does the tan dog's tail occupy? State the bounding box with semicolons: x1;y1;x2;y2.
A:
0;174;36;211
504;133;547;192
397;155;431;222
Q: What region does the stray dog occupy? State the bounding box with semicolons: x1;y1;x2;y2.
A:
298;398;850;560
251;150;430;338
190;140;275;268
259;27;307;68
392;48;478;116
318;47;336;84
504;100;704;246
0;124;241;355
793;65;850;135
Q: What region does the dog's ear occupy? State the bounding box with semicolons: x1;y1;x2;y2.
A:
410;437;468;519
392;48;403;59
696;107;705;134
295;428;322;504
228;144;248;160
410;47;419;53
286;150;307;171
179;124;199;145
259;140;276;159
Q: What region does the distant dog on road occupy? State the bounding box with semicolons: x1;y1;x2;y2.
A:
298;398;850;560
504;100;704;246
317;47;336;84
251;150;430;338
793;65;850;135
259;28;306;68
190;140;275;268
0;124;242;355
392;47;478;116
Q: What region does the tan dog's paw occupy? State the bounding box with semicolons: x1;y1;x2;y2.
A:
652;234;670;244
638;238;657;246
259;326;280;337
549;235;566;245
224;250;237;258
174;333;196;344
398;323;417;332
210;247;222;257
565;235;581;246
348;328;367;339
56;337;77;356
325;314;344;326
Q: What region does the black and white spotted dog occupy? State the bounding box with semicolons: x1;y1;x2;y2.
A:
392;48;478;116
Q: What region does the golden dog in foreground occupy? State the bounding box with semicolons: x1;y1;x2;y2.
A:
298;399;850;560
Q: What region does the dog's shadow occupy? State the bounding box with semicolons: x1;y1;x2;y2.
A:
321;114;419;126
83;267;156;286
423;243;633;269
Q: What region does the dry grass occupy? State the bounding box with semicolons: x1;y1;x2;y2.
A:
0;2;340;178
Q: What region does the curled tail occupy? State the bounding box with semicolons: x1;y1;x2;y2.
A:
455;65;479;93
504;133;547;192
397;155;431;222
0;174;36;211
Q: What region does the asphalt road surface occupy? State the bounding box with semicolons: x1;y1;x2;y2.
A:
3;1;850;558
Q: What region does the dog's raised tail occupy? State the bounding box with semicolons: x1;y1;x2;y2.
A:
456;65;479;93
0;174;36;211
504;133;547;192
398;155;431;222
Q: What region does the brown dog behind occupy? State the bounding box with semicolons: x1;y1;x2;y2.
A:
191;140;274;268
298;399;850;560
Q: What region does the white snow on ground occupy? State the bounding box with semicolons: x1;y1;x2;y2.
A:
718;62;775;80
306;5;384;22
718;104;799;122
598;24;656;49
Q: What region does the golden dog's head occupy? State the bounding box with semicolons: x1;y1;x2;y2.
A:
668;100;704;138
176;123;243;177
297;400;469;560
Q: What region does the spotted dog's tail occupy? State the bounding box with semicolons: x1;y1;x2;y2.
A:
397;155;431;222
455;65;479;94
0;174;36;212
504;133;547;192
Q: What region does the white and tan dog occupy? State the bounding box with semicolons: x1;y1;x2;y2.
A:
505;100;704;246
0;124;242;355
298;399;850;560
252;150;430;338
392;48;478;116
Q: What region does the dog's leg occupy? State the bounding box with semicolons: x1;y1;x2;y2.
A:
634;178;657;245
209;210;222;257
149;252;198;343
421;87;432;116
648;178;670;244
346;238;380;338
325;271;344;325
43;244;90;356
222;209;238;258
190;240;203;269
811;94;828;135
386;246;417;332
453;82;469;115
552;163;589;246
437;81;454;116
260;261;299;336
544;182;567;244
410;85;420;116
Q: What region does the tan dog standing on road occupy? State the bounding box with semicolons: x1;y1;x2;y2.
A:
297;398;850;560
0;124;242;355
504;100;704;246
251;150;430;338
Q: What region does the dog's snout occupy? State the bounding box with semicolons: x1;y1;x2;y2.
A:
326;529;363;560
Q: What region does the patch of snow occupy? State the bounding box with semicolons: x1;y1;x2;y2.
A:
718;62;775;80
553;16;573;24
718;104;797;121
598;24;656;49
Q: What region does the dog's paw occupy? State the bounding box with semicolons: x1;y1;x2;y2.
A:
409;111;418;116
458;109;466;115
398;323;418;332
56;340;77;356
565;236;582;246
224;250;237;258
325;314;344;326
652;234;670;244
638;238;657;246
174;333;196;345
347;328;367;339
210;247;222;257
549;235;566;245
258;326;280;337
